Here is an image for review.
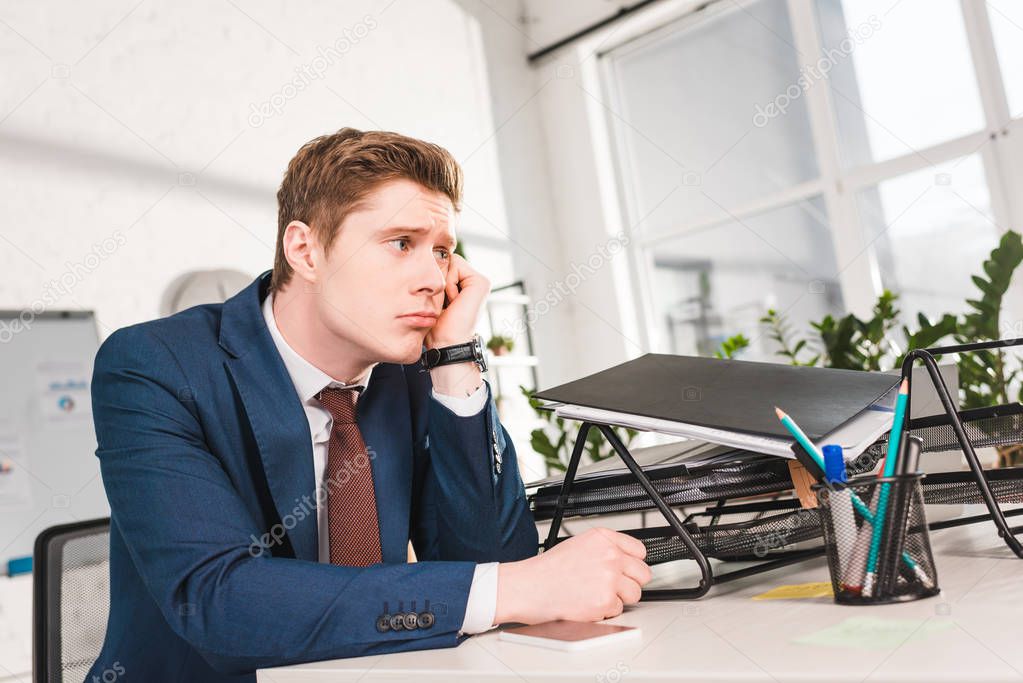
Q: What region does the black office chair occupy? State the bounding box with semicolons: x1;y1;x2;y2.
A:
33;518;111;683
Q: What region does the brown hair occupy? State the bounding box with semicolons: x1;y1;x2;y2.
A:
271;128;463;292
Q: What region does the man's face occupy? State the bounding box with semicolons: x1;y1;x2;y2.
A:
313;178;456;365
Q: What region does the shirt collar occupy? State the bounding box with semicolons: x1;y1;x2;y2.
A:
261;292;374;403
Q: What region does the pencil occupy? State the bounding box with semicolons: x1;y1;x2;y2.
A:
863;378;910;596
775;406;826;471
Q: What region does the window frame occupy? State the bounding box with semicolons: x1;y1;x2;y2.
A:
596;0;1022;355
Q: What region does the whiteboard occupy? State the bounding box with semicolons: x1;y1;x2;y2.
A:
0;310;109;570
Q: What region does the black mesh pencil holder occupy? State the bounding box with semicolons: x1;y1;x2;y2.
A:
813;473;940;605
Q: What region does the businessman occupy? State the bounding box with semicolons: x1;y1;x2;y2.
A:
86;128;651;682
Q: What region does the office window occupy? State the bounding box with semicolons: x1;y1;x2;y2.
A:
607;0;818;234
603;0;1023;357
817;0;984;167
649;196;842;356
605;0;841;357
857;154;998;319
988;0;1023;116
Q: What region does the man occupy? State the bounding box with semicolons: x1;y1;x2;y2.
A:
86;129;651;682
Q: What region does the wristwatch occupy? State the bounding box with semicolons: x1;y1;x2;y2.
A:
420;333;488;373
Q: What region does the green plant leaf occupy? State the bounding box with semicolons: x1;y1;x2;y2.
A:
715;333;750;359
898;313;957;366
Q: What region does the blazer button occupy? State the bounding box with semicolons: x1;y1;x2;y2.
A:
402;612;419;630
389;613;406;631
417;611;435;629
376;602;392;633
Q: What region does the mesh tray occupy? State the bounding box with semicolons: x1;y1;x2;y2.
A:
628;508;825;563
867;406;1023;456
920;468;1023;505
530;448;883;521
866;407;1023;505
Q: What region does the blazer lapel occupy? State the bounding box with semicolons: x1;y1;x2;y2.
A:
220;272;319;562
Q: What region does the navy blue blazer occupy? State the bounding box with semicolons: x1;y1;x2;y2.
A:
85;271;538;682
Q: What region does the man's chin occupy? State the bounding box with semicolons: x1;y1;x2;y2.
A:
378;333;428;366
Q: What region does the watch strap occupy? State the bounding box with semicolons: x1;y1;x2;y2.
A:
421;335;487;372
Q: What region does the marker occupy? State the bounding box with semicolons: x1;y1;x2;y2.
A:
863;378;909;597
898;435;923;475
823;444;856;573
842;489;878;593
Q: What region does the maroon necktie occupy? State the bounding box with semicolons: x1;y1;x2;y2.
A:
315;386;383;566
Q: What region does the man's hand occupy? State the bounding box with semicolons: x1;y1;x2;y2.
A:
426;253;490;349
493;528;653;625
427;254;490;397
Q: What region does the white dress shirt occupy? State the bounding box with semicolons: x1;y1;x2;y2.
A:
261;293;499;635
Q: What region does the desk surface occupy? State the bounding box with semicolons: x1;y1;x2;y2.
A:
259;507;1023;683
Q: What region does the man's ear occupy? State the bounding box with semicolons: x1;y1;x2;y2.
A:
281;221;320;288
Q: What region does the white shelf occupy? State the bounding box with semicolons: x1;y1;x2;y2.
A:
488;355;539;367
487;292;531;305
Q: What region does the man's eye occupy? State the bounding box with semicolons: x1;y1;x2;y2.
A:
388;238;410;252
434;248;450;261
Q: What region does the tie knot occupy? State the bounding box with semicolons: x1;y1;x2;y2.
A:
316;386;359;425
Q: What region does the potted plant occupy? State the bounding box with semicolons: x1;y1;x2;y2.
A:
487;334;515;356
725;231;1023;466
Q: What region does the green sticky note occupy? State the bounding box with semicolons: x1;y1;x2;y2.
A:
793;617;954;650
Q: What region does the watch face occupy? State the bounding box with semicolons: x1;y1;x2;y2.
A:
471;334;487;372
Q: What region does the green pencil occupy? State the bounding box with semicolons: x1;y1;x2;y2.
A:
863;378;910;597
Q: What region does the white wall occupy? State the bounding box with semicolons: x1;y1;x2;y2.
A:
454;0;651;383
453;0;588;389
0;0;516;339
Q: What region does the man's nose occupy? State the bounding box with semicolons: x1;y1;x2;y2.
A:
412;250;445;296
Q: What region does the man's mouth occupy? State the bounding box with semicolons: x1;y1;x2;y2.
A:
397;310;438;328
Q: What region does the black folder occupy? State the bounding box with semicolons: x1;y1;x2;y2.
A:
534;353;900;440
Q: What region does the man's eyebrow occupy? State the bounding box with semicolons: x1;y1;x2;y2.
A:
378;225;456;247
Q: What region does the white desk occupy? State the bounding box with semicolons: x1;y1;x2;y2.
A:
259;507;1023;683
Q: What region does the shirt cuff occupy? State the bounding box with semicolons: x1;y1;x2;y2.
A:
459;562;499;635
432;381;488;417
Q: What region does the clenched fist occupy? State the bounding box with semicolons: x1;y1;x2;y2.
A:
493;527;652;625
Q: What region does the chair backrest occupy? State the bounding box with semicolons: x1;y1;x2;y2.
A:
33;518;111;683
